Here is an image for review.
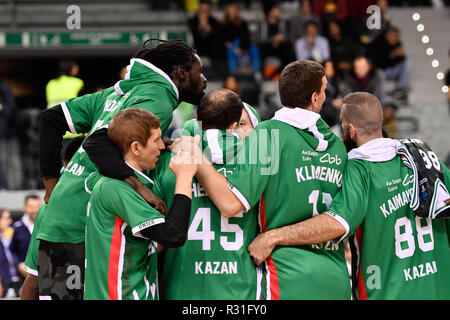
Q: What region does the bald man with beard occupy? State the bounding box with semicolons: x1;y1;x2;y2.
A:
248;92;450;300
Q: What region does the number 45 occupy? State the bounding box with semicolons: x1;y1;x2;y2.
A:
187;208;243;251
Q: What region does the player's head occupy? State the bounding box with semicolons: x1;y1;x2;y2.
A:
108;108;164;171
59;59;79;77
197;88;243;131
133;39;207;106
63;136;85;168
237;103;260;141
279;60;327;113
340;92;384;151
0;209;12;233
23;194;41;221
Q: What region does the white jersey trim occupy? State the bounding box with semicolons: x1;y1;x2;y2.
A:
61;102;77;134
227;182;251;212
325;210;350;244
132;218;166;239
125;162;154;185
117;222;127;300
24;264;38;276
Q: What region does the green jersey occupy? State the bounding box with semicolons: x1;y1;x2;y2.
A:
37;58;179;244
226;107;350;300
83;168;165;300
24;204;47;276
328;138;450;300
153;130;260;300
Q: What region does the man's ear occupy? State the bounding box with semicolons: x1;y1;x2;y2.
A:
349;123;357;140
228;121;238;131
310;91;319;109
171;66;188;84
130;141;140;156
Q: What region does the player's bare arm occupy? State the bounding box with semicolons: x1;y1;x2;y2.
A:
248;214;346;266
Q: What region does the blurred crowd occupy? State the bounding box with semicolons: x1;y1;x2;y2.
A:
188;0;412;119
0;195;41;298
1;0;449;190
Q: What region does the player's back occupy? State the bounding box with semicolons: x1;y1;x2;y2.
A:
353;156;450;299
153;137;260;300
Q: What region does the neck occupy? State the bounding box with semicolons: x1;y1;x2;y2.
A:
27;213;35;224
356;133;384;147
123;155;143;172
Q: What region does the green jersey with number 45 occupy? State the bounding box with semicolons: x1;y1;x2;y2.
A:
37;59;179;244
226;107;350;300
153;129;260;300
328;138;450;300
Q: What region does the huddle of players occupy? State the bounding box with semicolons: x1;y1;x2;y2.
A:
22;40;450;300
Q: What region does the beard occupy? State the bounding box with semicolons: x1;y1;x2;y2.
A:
343;127;358;152
180;78;205;106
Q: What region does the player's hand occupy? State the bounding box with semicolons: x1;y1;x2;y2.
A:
248;231;276;266
169;150;198;178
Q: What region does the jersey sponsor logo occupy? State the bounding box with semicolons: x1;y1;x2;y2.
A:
379;188;413;218
403;260;437;282
194;261;238;274
402;174;414;186
302;150;318;162
217;167;233;177
386;177;402;192
64;161;85;177
295;165;343;187
319;153;342;165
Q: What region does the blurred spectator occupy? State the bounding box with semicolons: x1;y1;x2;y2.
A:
46;59;84;139
228;37;261;76
256;1;296;81
46;59;84;109
223;75;241;96
382;102;398;138
227;36;261;106
188;0;227;79
320;60;343;128
10;195;41;282
340;56;386;103
295;20;330;63
0;209;17;297
188;0;222;58
0;79;16;190
220;2;250;49
15;107;41;189
368;26;410;102
288;0;321;43
327;19;361;72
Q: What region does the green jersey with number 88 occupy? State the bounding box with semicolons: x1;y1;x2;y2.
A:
328;148;450;300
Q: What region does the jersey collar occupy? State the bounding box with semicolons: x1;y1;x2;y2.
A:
125;162;154;186
348;138;400;162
